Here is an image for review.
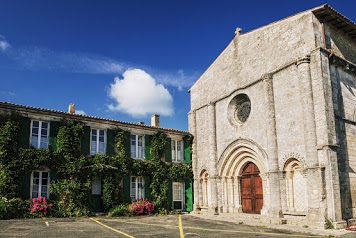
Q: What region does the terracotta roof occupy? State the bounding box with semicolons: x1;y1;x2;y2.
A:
313;4;356;39
0;101;190;135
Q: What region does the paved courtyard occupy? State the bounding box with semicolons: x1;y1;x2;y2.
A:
1;214;351;238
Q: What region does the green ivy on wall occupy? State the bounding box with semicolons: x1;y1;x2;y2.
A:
0;114;192;217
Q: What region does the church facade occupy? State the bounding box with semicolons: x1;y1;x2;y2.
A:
189;4;356;228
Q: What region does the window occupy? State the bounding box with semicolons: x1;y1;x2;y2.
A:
171;140;183;162
173;182;184;210
130;176;144;200
131;135;144;159
31;120;49;149
91;129;106;155
92;177;102;195
234;94;251;123
31;171;50;198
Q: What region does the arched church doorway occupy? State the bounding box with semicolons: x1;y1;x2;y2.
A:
240;162;263;214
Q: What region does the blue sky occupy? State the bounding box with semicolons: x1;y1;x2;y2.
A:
0;0;355;131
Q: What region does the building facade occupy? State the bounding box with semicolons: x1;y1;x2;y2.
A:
0;101;193;212
189;4;356;228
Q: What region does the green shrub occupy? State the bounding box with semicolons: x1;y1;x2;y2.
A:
109;204;134;217
50;177;91;217
0;197;30;219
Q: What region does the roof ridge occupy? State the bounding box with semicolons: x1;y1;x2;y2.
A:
0;101;190;134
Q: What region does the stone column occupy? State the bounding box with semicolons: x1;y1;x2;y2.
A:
198;178;203;208
296;56;323;225
228;176;235;213
207;102;219;214
279;172;287;212
297;56;319;167
263;73;283;219
235;176;242;213
193;179;200;211
188;110;200;211
314;50;345;228
222;177;227;213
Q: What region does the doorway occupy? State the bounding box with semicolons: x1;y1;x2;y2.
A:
240;162;263;214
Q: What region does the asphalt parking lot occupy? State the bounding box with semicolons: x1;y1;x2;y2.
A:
0;215;339;238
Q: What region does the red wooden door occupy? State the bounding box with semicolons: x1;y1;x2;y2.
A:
240;162;263;214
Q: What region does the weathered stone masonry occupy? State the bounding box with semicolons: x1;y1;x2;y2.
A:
189;4;356;228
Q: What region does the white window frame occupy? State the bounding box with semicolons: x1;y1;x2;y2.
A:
130;176;145;200
30;170;50;198
30;120;50;149
173;182;185;210
171;140;183;162
131;134;145;159
90;128;106;155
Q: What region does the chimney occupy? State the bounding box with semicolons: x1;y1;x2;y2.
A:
68;103;75;114
151;114;160;127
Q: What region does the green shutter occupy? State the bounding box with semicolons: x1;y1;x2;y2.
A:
183;138;191;164
106;129;116;156
20;172;31;199
145;135;151;160
49;121;60;152
124;131;131;158
19;117;31;148
165;137;172;162
123;176;131;203
50;171;58;182
168;181;173;210
81;126;91;156
144;176;151;200
185;179;193;212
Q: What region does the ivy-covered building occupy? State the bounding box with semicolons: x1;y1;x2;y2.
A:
0;101;193;214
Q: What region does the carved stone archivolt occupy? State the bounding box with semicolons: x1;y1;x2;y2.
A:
280;152;306;170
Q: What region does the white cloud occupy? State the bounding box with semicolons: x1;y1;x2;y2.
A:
149;69;199;91
0;34;198;90
108;68;173;117
0;36;10;52
8;46;125;74
75;110;86;115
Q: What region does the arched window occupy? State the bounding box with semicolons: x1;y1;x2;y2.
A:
284;159;307;213
200;170;209;207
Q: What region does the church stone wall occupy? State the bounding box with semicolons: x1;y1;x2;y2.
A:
331;64;356;219
272;66;307;166
190;5;356;227
195;106;209;174
326;23;356;64
235;13;316;86
190;11;317;111
214;83;268;164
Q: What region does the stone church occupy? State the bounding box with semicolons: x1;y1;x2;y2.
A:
188;4;356;228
